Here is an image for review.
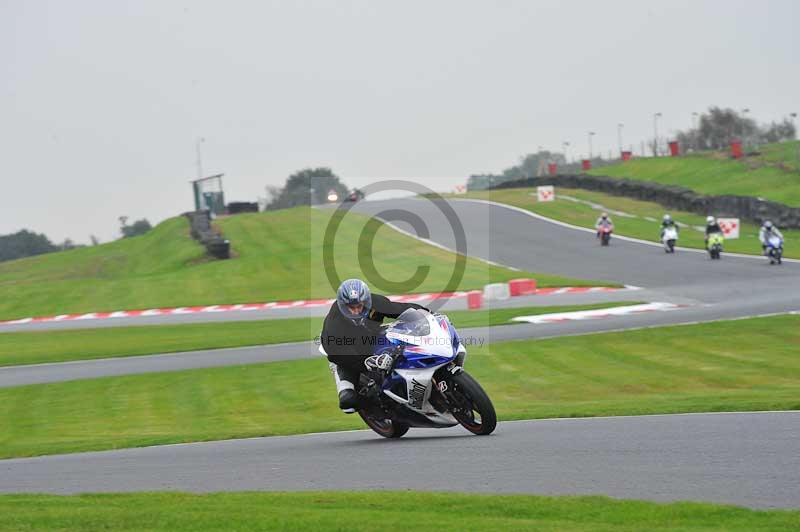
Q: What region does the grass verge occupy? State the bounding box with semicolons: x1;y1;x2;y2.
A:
1;315;798;459
587;140;800;206
462;187;799;258
1;492;798;531
0;302;640;367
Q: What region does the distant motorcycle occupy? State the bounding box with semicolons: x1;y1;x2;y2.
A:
598;225;613;246
766;235;784;265
662;226;678;253
344;189;365;203
707;232;724;260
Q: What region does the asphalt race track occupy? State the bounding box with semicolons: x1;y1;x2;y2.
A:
351;198;800;315
2;412;798;509
3;198;800;507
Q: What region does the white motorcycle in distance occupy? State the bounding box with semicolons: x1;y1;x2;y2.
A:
662;226;678;253
766;234;784;265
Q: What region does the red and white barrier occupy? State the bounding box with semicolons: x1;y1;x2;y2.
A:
482;282;511;301
466;290;483;310
509;278;537;296
0;286;630;326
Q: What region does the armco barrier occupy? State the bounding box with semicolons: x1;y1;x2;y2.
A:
509;278;537;296
493;175;800;229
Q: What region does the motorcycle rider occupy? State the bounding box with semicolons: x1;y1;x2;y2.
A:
759;220;784;254
320;279;428;414
595;212;614;238
660;214;679;239
704;215;722;245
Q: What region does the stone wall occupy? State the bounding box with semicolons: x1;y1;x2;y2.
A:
493;175;800;228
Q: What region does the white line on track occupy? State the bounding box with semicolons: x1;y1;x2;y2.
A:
510;302;681;324
376;216;521;271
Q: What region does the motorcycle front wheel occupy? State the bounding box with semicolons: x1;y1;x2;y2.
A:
359;410;410;439
448;371;497;435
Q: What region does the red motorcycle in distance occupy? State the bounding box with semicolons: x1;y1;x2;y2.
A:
598;224;613;246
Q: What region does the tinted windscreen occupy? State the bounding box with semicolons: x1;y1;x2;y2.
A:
389;309;430;336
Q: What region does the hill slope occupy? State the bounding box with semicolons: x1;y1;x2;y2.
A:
589;140;800;206
0;207;599;321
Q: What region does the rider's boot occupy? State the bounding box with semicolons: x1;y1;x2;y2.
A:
338;389;358;413
329;362;358;414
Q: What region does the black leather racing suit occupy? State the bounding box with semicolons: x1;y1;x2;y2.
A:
320;294;428;389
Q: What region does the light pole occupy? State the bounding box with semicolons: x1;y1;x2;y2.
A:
562;141;570;164
195;137;205;179
653;113;662;156
692;112;699;151
741;108;750;148
588;132;595;160
617;123;624;156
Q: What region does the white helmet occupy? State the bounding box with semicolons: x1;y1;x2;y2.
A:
706;216;715;225
764;220;773;229
663;214;672;222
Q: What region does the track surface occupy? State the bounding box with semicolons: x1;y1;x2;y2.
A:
3;198;800;509
2;412;798;509
352;198;800;313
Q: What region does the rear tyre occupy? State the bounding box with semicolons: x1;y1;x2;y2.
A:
359;411;409;439
448;371;497;435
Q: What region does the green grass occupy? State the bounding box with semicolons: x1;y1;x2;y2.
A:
1;315;798;459
0;207;603;322
2;492;798;531
588;140;800;206
0;302;640;367
462;187;799;258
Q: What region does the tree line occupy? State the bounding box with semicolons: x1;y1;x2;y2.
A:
675;107;795;151
468;106;797;191
0;217;152;263
264;167;350;210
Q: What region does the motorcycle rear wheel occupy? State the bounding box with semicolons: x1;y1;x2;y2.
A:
359;411;410;439
448;371;497;435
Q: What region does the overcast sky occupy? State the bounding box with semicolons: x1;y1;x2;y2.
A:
2;0;797;243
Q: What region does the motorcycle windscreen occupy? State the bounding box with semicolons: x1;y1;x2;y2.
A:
385;309;454;359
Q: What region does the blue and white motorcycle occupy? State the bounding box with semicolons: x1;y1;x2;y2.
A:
352;308;496;438
766;235;784;265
